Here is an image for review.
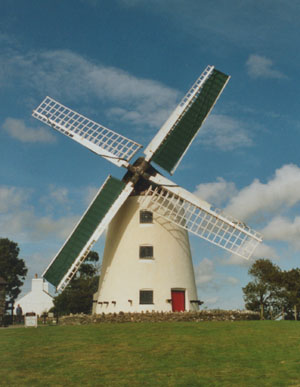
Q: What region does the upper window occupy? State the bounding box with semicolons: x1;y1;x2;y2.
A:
139;245;153;259
139;290;153;304
140;210;153;224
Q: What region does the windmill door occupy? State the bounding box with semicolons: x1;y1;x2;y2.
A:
171;290;185;312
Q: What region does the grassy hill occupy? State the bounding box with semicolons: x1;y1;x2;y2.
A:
1;321;300;386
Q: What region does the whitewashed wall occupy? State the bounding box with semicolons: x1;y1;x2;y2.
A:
15;278;54;316
93;195;198;314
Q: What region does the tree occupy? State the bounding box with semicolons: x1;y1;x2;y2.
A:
77;250;99;278
280;269;300;320
0;238;28;302
243;259;283;319
52;251;100;315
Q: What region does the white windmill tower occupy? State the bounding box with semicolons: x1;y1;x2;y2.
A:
32;65;262;313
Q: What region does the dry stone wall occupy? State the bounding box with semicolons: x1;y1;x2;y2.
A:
58;310;259;325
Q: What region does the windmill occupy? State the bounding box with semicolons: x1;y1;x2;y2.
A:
32;65;262;313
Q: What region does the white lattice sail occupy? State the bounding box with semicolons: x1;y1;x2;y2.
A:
141;185;262;260
32;97;142;168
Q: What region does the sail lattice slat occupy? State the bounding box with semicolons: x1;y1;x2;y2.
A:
141;186;262;260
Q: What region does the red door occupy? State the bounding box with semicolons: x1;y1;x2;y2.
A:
171;290;185;312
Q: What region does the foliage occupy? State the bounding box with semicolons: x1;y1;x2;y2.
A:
280;268;300;319
0;238;28;302
53;276;99;315
243;259;300;320
52;250;100;315
77;250;99;278
243;259;283;319
1;322;300;386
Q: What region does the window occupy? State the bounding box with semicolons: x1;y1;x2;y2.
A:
139;245;153;259
139;290;153;304
140;210;153;224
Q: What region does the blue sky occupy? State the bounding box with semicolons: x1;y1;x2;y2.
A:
1;0;300;309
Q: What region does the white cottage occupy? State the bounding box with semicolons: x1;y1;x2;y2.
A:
15;275;54;316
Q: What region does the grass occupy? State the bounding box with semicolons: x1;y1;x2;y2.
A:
1;321;300;386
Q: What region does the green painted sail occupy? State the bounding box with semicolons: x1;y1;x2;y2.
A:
151;69;229;174
44;176;126;287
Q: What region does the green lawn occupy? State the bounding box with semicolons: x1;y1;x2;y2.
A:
1;321;300;386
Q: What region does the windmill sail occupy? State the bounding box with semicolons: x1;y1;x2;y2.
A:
43;176;133;290
144;66;229;174
33;97;142;168
143;174;262;260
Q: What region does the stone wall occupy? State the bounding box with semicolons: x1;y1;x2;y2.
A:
58;310;259;325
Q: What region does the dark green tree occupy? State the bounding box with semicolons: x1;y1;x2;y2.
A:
52;250;100;315
280;269;300;320
243;259;283;319
0;238;28;302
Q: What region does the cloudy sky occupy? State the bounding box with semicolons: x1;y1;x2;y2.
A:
1;0;300;309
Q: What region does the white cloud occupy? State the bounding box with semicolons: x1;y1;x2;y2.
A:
31;214;79;241
261;216;300;249
1;209;78;243
198;164;300;224
223;242;277;266
221;254;249;267
0;184;82;243
117;0;300;58
225;164;300;220
227;276;239;285
0;183;103;297
2;118;56;143
193;164;300;257
195;258;215;286
199;114;253;151
1;49;179;129
0;182;110;245
0;49;258;151
83;186;100;207
0;186;29;212
203;296;219;307
39;185;73;215
194;177;237;207
246;55;287;79
48;186;69;205
252;242;278;259
195;257;240;291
